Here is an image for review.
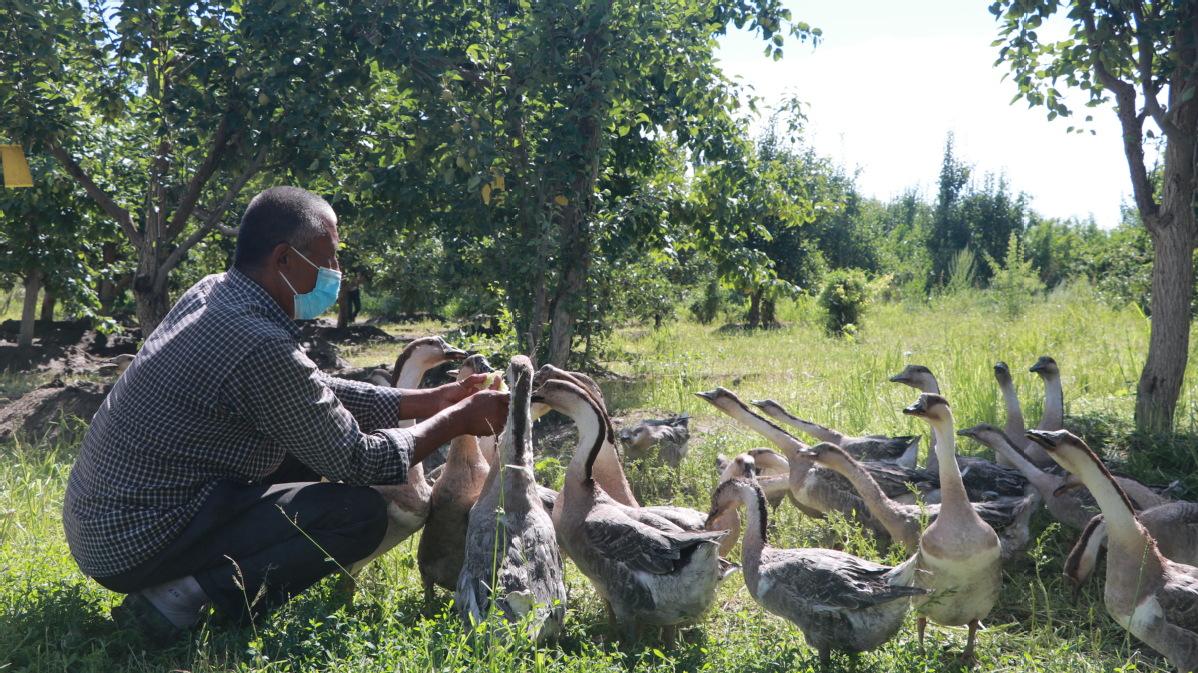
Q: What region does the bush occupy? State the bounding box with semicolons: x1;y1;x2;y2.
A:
818;268;869;336
985;232;1044;318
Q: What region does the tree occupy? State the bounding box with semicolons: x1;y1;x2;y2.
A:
992;0;1198;433
356;0;816;365
0;154;110;347
928;134;972;285
1;2;384;334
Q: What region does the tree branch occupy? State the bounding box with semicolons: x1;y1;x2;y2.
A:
1131;3;1182;137
1078;1;1160;224
158;143;267;282
165;115;233;241
46;142;142;247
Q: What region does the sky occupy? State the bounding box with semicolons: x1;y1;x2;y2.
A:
715;1;1139;229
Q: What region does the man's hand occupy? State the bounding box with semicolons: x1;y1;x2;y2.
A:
406;389;510;465
444;373;504;405
396;373;502;421
448;388;509;437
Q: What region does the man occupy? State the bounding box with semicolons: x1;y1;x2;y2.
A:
62;186;508;638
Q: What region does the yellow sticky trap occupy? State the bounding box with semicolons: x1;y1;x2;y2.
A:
1;145;33;188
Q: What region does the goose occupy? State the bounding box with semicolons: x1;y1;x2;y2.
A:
1030;356;1064;432
706;468;926;666
457;355;566;641
347;336;467;577
535;377;726;642
97;353;136;378
752;399;920;467
532;364;637;508
533;365;707;533
957;424;1170;530
885;366;1028;500
1065;502;1198;592
696;387;938;542
619;415;690;468
417;354;495;604
717;449;792;508
367;367;393;387
1027;429;1198;673
802;442;1038;560
709;451;792;555
902;393;1003;661
993;360;1055;468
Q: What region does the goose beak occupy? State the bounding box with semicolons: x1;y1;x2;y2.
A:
750;400;775;411
957;427;979;440
888;373;909;384
444;346;468;361
902;400;926;416
1029;359;1048;373
794;447;818;459
447;368;461;378
694;390;718;402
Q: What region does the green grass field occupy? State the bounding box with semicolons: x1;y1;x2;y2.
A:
4;284;1196;672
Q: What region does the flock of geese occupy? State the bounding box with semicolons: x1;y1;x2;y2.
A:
354;337;1198;671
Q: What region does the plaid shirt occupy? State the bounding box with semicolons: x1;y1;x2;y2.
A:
63;268;412;578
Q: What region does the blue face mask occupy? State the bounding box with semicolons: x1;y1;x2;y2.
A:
279;246;342;320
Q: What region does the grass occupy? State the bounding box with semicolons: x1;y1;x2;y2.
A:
2;282;1194;672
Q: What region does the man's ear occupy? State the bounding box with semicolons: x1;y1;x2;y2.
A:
269;242;292;270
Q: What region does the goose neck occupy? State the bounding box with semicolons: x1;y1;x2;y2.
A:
740;487;768;593
990;433;1058;496
929;417;969;508
1042;375;1064;429
824;458;910;537
998;379;1026;438
562;399;607;486
1073;459;1145;551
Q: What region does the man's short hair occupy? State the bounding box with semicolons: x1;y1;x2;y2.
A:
233;186;333;271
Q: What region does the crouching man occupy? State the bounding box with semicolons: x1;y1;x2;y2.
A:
62;186;508;639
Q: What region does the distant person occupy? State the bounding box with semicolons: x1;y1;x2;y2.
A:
62;186;508;639
344;270;363;323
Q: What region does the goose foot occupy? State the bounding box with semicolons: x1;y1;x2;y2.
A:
960;619;980;664
917;616;927;650
421;578;436;617
660;624;678;647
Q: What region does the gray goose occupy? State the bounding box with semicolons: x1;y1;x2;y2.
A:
536;378;726;642
620;415;690;468
752;398;920;467
707;468;925;667
1028;430;1198;673
456;356;566;641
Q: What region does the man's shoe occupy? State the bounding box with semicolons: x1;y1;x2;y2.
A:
111;592;186;643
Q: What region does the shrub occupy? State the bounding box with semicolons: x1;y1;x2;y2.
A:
985;232;1044;318
818;268;869;336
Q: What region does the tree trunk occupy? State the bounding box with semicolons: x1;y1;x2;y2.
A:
132;245;171;337
762;296;777;328
1135;223;1195;433
746;288;762;329
40;291;56;322
19;271;40;348
547;259;587;367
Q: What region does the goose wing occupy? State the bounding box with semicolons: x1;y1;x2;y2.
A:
958;457;1028;500
585;510;723;575
759;548;926;611
844;435;918;463
860;462;938;498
